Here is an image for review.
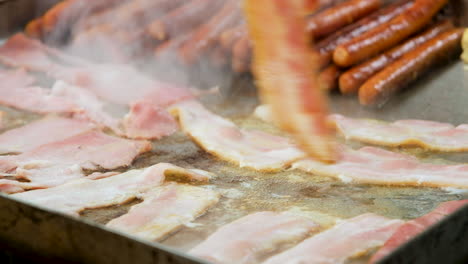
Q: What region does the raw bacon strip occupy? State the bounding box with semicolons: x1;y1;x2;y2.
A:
0;131;151;187
122;100;179;140
189;211;319;264
294;145;468;188
0;116;95;154
170;101;305;171
0;34;193;106
264;213;403;264
330;114;468;152
0;69;77;113
12;163;210;215
370;200;468;263
106;183;219;241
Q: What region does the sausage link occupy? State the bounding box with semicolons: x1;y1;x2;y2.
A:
178;0;240;65
146;0;225;42
333;0;449;67
306;0;381;39
318;65;341;91
359;28;463;106
220;25;247;52
25;18;43;40
339;19;453;94
315;0;413;65
231;35;251;73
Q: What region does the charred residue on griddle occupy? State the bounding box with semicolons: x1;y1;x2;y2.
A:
80;198;142;225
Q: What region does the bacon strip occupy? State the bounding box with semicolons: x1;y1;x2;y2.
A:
370;200;468;263
294;145;468;188
0;34;193;106
170;101;304;171
263;213;403;264
12;163;210;215
0;117;95;154
330;114;468;152
189;211;319;264
244;0;335;162
0;131;151;188
106;183;219;241
0;69;76;113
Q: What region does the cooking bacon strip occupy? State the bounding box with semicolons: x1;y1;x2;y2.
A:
0;117;95;154
0;131;151;188
0;69;76;113
245;0;335;162
231;35;251;73
370;200;468;263
0;34;193;106
220;24;247;52
330;114;468;151
339;20;453;94
306;0;382;39
294;145;468;188
333;0;449;67
170;101;304;171
147;0;225;42
189;211;319;264
12;163;210;214
264;213;403;264
316;0;413;65
359;28;463;106
106;183;219;241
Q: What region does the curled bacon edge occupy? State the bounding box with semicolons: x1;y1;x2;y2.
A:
243;0;336;162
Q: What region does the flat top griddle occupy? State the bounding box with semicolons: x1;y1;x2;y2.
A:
1;0;468;263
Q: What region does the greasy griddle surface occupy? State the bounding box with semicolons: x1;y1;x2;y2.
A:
80;66;468;254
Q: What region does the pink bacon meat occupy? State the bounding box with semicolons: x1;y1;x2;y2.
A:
0;131;151;188
331;114;468;152
0;69;76;113
0;33;193;106
263;213;403;264
170;101;305;171
294;145;468;188
12;163;210;215
370;199;468;263
106;183;219;241
189;211;319;264
0;116;95;154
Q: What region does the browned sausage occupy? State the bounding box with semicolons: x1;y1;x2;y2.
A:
147;0;225;42
306;0;381;39
339;19;453;95
334;0;448;67
318;64;341;91
359;28;463;106
25;18;43;40
178;0;240;65
315;0;413;65
231;35;251;73
220;25;247;52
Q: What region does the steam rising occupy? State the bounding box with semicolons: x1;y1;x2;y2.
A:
36;0;245;93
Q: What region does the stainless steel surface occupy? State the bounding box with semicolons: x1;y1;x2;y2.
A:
0;1;468;264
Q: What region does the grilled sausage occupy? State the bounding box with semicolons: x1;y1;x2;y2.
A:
306;0;381;39
147;0;224;42
315;0;413;66
318;65;341;91
178;0;240;65
359;28;463;106
231;35;251;73
220;25;247;52
25;18;43;40
333;0;449;67
339;19;454;94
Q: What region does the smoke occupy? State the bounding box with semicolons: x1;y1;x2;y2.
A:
36;0;246;99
